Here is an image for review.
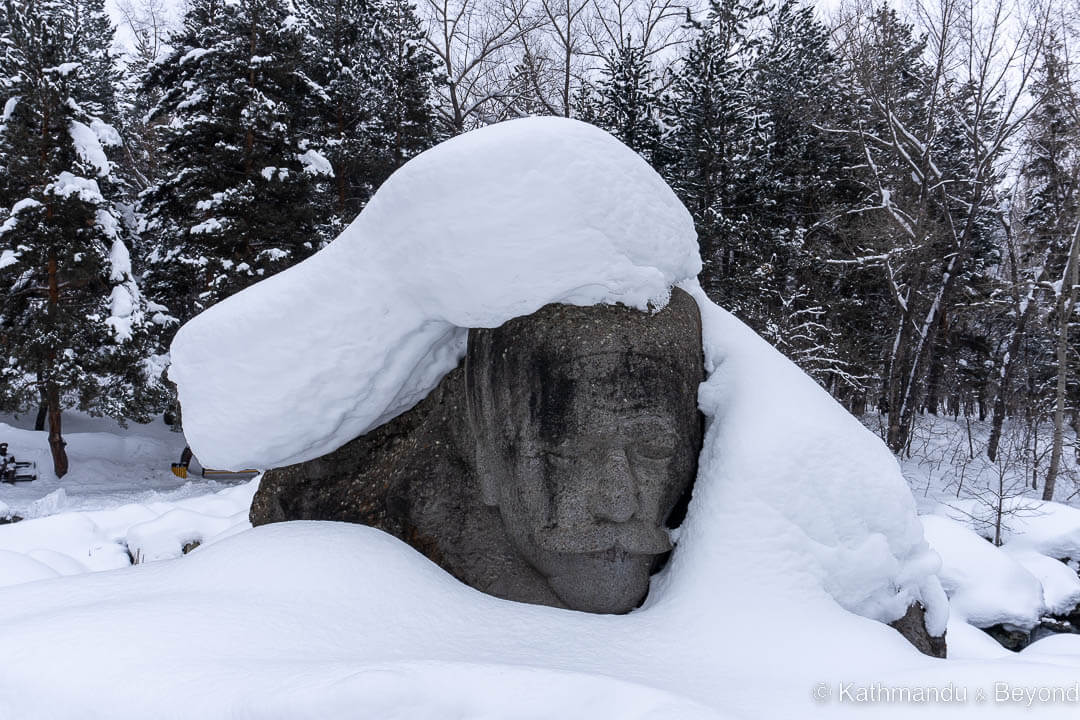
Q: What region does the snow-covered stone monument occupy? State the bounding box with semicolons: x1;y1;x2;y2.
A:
170;117;947;655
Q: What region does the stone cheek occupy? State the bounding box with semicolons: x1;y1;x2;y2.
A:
251;288;706;614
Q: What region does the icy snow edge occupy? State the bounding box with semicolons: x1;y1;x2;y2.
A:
169;117;700;470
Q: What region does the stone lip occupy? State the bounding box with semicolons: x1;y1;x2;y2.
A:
251;287;705;614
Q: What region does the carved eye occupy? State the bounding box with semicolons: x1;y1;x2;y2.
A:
633;442;675;461
544;450;574;466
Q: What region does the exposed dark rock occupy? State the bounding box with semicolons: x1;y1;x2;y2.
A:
982;558;1080;650
252;288;704;614
0;513;22;525
983;623;1032;652
889;603;947;658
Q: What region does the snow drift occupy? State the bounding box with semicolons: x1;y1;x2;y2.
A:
170;117;700;471
921;515;1043;629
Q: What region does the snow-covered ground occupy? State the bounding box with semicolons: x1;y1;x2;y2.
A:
865;411;1080;641
0;411;255;586
5;117;1080;718
1;410;221;517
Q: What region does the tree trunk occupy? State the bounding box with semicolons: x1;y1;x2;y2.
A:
988;299;1035;462
923;332;946;415
1043;224;1080;501
46;379;67;478
34;382;47;432
1072;409;1080;463
45;252;68;478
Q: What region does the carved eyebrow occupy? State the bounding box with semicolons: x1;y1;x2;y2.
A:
625;418;677;437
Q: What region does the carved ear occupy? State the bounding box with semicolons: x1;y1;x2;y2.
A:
473;432;505;507
478;457;500;507
464;330;501;508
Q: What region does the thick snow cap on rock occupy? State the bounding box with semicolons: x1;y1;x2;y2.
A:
170;117;700;470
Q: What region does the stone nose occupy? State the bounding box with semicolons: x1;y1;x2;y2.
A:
588;447;638;523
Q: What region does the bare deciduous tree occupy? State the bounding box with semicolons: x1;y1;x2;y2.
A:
420;0;542;130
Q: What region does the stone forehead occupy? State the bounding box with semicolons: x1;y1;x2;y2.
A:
465;288;704;449
487;286;702;357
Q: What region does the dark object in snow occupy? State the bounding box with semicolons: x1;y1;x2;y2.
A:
983;623;1032;652
0;443;37;484
980;616;1080;653
888;603;947;658
171;446;259;482
252;288;704;614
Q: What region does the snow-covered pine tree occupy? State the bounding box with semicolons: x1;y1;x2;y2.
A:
294;0;439;238
578;36;664;167
113;0;172;194
1020;42;1079;277
139;0;319;330
1017;40;1080;499
0;0;167;477
661;0;767;304
744;0;864;396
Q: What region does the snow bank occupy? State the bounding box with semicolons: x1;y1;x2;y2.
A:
0;550;59;588
922;515;1044;629
678;284;947;632
0;522;728;720
0;520;1074;719
1000;501;1080;560
1022;633;1080;659
1006;549;1080;616
170;117;700;470
0;477;257;585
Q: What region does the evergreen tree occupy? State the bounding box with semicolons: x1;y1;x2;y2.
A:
1017;40;1080;497
112;0;171;194
139;0;320;330
294;0;440;237
0;0;167;477
741;0;862;392
662;0;767;304
580;37;665;165
1021;41;1080;274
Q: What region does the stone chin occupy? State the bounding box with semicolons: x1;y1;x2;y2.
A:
544;548;661;614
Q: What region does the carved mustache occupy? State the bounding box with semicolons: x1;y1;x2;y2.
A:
533;523;673;555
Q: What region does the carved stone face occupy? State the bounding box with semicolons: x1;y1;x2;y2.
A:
466;289;704;613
